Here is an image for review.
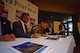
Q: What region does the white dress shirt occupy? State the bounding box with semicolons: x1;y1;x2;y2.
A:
49;27;52;33
20;20;26;33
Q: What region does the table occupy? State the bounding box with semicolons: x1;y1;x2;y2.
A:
0;35;76;53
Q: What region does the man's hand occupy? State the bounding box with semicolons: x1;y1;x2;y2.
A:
0;33;15;41
44;33;49;37
32;33;40;38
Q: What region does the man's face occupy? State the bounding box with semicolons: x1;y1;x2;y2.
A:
22;16;30;23
49;23;52;27
0;3;4;15
40;22;45;29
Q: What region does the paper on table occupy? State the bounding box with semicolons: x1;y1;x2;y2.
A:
12;42;53;53
46;36;61;40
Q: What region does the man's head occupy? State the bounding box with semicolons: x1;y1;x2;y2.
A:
60;19;64;24
20;13;30;23
49;23;53;27
0;0;4;15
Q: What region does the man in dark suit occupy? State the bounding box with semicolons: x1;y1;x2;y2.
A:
59;20;66;35
48;23;54;35
0;0;15;41
39;22;50;37
13;13;40;38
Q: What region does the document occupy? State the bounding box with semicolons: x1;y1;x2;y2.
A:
12;42;53;53
46;36;61;40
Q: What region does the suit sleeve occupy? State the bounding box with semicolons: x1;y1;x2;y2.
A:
1;19;12;35
13;22;31;38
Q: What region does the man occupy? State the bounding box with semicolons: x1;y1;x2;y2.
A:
13;13;40;38
39;22;49;37
0;0;15;41
48;23;54;35
59;19;66;35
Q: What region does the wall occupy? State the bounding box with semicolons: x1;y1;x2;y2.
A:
54;21;60;33
39;4;75;14
29;0;77;14
77;22;80;34
77;14;80;34
78;14;80;22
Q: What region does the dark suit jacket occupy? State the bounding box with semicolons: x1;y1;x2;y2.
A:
13;21;31;38
40;27;50;34
0;16;12;35
48;27;54;35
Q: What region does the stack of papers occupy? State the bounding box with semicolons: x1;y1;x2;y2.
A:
46;36;61;40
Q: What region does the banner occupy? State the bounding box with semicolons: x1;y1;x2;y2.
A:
2;0;38;25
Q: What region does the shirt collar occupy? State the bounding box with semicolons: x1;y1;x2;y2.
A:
20;20;24;24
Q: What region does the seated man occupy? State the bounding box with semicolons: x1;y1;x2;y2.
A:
48;23;54;35
39;22;50;37
0;0;15;41
13;13;40;38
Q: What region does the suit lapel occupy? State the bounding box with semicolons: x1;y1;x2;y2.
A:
19;21;24;33
24;24;28;32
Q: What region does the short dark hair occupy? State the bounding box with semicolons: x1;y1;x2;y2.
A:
0;0;4;5
20;13;29;19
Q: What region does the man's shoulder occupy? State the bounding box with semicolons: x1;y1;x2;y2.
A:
13;21;20;24
13;21;21;25
0;17;8;20
0;17;10;23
